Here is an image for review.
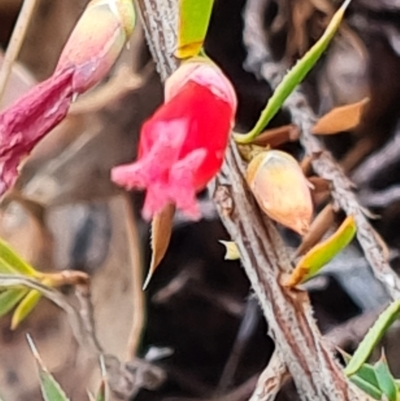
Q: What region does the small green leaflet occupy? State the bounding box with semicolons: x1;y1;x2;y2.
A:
234;0;352;144
27;335;71;401
285;216;356;287
0;288;29;318
11;289;42;329
0;238;38;277
344;300;400;376
0;239;44;328
95;380;106;401
374;353;397;401
176;0;214;59
341;352;382;400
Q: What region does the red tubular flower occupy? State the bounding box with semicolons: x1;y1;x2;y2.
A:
111;60;237;219
0;68;74;196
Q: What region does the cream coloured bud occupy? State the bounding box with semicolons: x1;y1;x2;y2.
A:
246;150;313;235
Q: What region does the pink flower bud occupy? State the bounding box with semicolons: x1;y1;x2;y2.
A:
55;0;135;93
111;59;237;220
246;150;313;235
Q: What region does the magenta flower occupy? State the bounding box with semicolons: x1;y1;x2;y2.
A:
111;60;237;219
0;69;74;196
0;0;135;197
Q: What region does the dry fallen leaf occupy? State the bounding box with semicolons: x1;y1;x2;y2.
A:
308;176;331;193
251;124;300;147
143;203;175;289
312;97;369;135
296;203;335;256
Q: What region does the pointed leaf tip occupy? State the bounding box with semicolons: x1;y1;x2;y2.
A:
235;0;352;144
0;238;38;277
285;215;356;287
374;351;397;401
27;335;71;401
176;0;215;59
312;98;369;135
344;300;400;377
143;204;175;290
11;289;42;330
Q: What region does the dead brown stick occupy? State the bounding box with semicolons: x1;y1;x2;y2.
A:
243;0;400;301
136;0;373;399
122;193;146;360
0;0;39;105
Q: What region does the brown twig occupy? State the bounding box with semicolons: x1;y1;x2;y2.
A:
123;193;146;360
136;0;373;399
0;274;102;355
243;0;400;301
0;0;39;106
213;143;367;400
249;350;289;401
250;306;387;401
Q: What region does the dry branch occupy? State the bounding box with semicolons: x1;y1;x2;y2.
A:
136;0;373;400
243;0;400;301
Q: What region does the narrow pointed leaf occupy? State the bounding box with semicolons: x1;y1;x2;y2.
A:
374;353;397;401
219;241;240;260
349;375;382;400
95;380;106;401
0;288;28;318
176;0;214;59
143;204;175;289
296;203;335;256
312;97;369;135
341;351;380;389
0;258;20;275
0;238;38;277
251;124;300;147
344;300;400;376
234;0;352;143
11;289;42;329
285;215;356;287
88;393;96;401
27;335;71;401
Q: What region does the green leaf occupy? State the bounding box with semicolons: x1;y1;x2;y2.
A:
374;353;397;401
95;380;106;401
0;238;38;277
176;0;214;59
234;0;352;144
341;351;380;389
344;300;400;376
349;375;382;400
11;289;42;329
285;215;356;287
27;335;71;401
0;288;29;318
341;351;382;399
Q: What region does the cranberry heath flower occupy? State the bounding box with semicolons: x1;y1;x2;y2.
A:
111;59;237;219
0;0;135;197
55;0;135;93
